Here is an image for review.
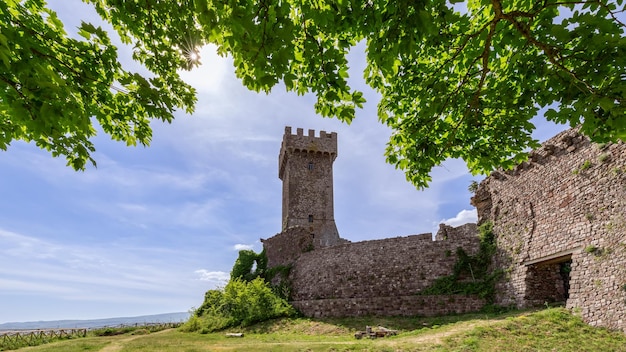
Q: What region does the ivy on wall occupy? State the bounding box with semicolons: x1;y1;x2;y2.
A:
231;249;267;281
231;249;293;300
419;221;502;302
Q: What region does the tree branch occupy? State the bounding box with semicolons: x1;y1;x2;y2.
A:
493;0;597;95
0;75;35;121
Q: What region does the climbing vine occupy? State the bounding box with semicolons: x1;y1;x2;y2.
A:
419;221;502;302
265;264;293;300
231;249;267;282
230;249;293;300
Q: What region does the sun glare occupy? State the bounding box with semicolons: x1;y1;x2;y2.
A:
189;50;200;62
180;33;202;69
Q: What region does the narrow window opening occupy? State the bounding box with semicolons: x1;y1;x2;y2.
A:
308;215;313;223
308;162;314;170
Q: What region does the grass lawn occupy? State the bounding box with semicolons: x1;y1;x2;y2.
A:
14;308;626;352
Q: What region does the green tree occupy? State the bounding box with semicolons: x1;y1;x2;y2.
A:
0;0;196;169
2;0;624;187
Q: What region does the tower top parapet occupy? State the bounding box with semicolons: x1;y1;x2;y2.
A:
282;126;337;153
279;126;337;180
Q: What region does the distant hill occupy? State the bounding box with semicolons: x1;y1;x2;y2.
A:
0;312;190;331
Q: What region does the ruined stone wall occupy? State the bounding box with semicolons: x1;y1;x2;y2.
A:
292;295;485;318
281;224;484;317
473;128;626;332
262;227;315;268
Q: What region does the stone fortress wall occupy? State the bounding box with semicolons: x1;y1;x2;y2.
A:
288;224;485;317
263;126;626;332
264;127;486;318
262;220;485;317
473;128;626;332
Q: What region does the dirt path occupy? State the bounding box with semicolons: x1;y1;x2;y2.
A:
98;329;172;352
383;319;502;348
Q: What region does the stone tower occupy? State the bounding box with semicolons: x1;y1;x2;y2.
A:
279;126;340;247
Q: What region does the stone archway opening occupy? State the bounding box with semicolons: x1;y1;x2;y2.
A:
523;254;573;306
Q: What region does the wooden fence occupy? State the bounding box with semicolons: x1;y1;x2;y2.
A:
0;322;182;350
0;328;87;350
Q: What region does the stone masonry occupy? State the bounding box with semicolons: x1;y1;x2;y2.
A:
263;126;626;332
472;128;626;332
278;127;342;248
288;224;485;317
263;127;485;318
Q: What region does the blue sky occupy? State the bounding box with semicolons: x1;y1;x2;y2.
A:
0;1;568;323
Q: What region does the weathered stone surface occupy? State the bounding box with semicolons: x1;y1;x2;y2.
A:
474;128;626;332
279;127;342;247
289;224;480;302
291;294;485;318
263;126;626;332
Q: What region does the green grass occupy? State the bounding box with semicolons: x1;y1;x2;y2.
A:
15;337;113;352
13;308;626;351
436;308;626;351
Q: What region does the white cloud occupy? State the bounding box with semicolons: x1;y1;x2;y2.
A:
84;197;231;232
0;228;205;298
174;199;228;228
0;278;81;295
2;142;218;194
0;228;61;259
194;270;229;286
440;209;478;227
233;244;254;251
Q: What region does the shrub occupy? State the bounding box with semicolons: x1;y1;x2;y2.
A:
185;277;296;332
598;153;611;163
180;314;203;332
580;160;592;170
130;329;150;335
585;245;598;254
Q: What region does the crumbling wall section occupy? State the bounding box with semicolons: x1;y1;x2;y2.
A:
262;226;350;268
473;128;626;332
262;227;315;268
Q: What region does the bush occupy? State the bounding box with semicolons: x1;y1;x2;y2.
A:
184;277;296;332
180;314;203;332
130;329;150;335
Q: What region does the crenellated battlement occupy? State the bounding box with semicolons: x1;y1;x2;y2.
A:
279;127;337;180
284;126;338;144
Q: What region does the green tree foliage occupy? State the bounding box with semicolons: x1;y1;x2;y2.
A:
0;0;195;169
186;277;295;332
230;249;267;282
3;0;625;187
